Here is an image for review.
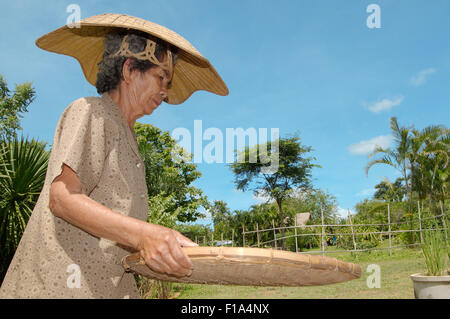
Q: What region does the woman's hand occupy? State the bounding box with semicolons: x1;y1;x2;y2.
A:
137;224;197;277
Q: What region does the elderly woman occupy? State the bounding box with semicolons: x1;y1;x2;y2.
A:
0;14;227;298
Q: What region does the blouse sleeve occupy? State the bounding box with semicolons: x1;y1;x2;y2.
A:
47;97;110;196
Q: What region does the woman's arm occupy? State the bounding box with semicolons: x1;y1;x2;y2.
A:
49;164;195;277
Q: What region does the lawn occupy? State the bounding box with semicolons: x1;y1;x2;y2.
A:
173;247;426;299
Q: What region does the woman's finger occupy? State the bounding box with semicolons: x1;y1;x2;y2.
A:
168;235;193;271
151;247;190;277
174;231;198;247
162;249;191;277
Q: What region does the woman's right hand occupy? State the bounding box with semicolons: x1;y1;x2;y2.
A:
136;223;197;277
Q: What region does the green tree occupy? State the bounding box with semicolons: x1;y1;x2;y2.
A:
366;117;415;241
210;200;232;226
283;188;339;224
0;75;35;141
134;122;209;223
373;177;405;202
174;223;213;246
229;135;319;250
0;138;49;283
208;200;234;242
366;118;449;242
410;125;449;213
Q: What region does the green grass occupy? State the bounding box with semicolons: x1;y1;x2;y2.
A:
174;247;426;299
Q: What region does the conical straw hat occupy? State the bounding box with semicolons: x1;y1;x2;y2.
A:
35;13;229;105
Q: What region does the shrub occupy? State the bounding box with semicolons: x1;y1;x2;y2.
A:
335;226;381;251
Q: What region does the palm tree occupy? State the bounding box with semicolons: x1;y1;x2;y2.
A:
365;117;416;241
366;117;413;193
0;137;49;283
373;177;405;202
366;118;449;242
411;126;449;214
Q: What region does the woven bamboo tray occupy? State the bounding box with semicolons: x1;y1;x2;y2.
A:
122;247;361;286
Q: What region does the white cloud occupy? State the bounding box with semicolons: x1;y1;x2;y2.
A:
356;188;375;197
336;207;356;218
364;96;405;113
253;192;273;203
348;135;393;155
409;68;436;87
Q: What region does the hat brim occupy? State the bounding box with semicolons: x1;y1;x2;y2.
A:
35;13;229;105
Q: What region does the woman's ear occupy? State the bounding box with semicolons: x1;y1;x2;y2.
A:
121;58;134;85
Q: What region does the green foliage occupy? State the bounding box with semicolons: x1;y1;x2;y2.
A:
354;200;407;229
174;223;212;242
366;117;449;212
373;177;406;202
421;226;448;276
146;193;182;228
284;227;320;251
0;75;35;141
335;225;381;251
230;135;318;200
135;122;209;222
283;189;339;224
229;135;319;249
410;125;449;204
365;118;449;245
209;200;232;226
0;137;49;282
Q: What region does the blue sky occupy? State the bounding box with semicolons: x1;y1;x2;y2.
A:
1;0;449;222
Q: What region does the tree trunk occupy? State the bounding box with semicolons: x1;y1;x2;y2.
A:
404;167;415;244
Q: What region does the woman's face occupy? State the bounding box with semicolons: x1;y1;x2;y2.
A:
127;58;173;117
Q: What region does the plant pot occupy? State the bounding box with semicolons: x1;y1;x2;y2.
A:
410;272;450;299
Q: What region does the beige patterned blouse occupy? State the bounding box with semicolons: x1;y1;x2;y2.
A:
0;92;148;298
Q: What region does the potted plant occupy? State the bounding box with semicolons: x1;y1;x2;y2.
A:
410;225;450;299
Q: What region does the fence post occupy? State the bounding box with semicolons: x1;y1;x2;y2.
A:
203;236;206;246
256;223;260;248
195;236;198;245
321;205;326;256
418;201;423;245
294;217;298;253
272;220;277;250
387;203;392;257
242;225;246;247
440;200;448;243
348;210;357;253
211;232;214;246
232;229;235;247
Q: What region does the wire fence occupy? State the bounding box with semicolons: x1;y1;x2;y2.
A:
193;200;449;257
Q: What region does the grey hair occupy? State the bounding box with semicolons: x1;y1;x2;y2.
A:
95;31;178;94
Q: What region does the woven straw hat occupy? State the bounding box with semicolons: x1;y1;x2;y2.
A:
35;13;229;105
